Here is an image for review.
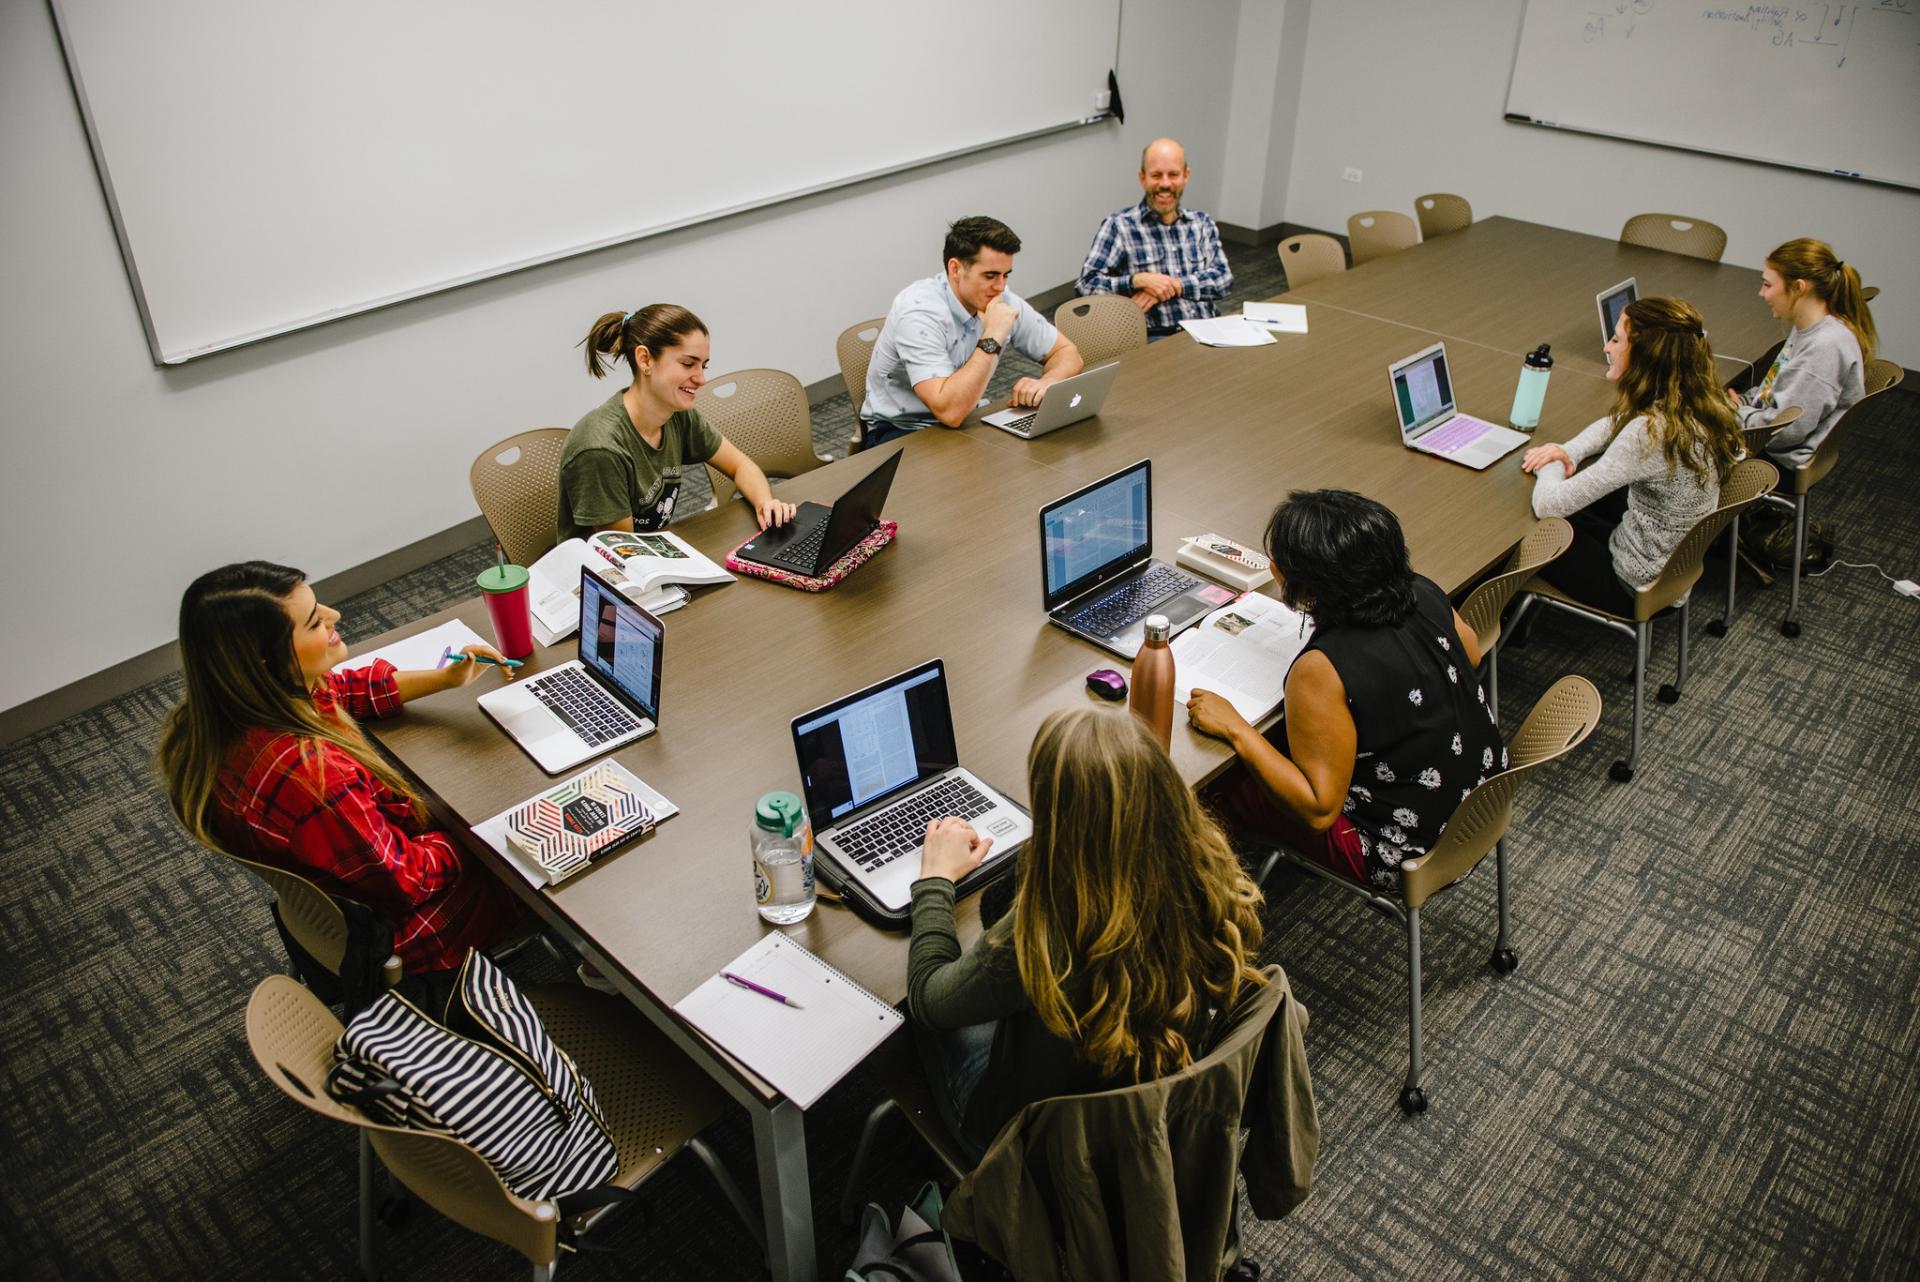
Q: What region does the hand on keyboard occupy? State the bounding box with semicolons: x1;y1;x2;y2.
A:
919;816;993;884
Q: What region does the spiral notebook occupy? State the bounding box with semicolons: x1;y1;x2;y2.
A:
674;933;902;1109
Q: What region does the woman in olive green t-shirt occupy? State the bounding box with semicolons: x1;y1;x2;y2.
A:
556;304;797;541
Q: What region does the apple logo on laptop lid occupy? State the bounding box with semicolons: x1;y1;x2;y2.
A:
1069;393;1083;409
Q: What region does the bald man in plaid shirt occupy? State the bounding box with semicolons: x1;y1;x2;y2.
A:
1077;138;1234;337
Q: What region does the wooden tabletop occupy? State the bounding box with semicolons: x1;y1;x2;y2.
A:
1284;216;1779;381
362;216;1761;1103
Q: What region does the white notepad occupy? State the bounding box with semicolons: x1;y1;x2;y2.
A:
1242;302;1309;334
333;619;490;675
674;933;902;1109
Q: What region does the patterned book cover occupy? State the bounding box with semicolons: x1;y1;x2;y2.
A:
505;761;656;883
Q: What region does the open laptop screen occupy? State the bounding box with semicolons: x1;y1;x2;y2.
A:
792;659;959;828
1390;345;1456;439
1040;460;1152;610
1598;278;1636;348
579;568;663;720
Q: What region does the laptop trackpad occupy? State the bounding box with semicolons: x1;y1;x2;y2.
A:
504;704;560;743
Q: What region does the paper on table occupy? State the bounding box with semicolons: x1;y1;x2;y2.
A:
1179;315;1277;348
1242;302;1309;334
674;933;902;1109
471;760;679;888
334;619;490;675
1172;592;1314;725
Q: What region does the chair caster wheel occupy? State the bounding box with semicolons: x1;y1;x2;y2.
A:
1704;619;1727;638
1399;1086;1428;1115
1491;947;1518;973
377;1194;412;1229
1780;619;1801;638
1609;760;1634;783
1657;684;1680;704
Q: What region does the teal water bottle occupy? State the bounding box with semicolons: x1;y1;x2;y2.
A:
1509;345;1553;432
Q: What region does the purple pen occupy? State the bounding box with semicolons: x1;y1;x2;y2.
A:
722;971;804;1009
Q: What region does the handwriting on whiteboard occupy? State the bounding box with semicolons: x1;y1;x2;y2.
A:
1582;3;1917;69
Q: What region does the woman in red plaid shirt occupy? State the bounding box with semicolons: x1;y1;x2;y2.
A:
159;561;527;974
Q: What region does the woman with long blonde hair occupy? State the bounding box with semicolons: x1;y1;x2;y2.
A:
158;561;526;975
1521;296;1742;615
905;706;1266;1157
1735;238;1875;469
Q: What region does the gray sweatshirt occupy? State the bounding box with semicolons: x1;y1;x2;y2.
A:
1531;415;1719;591
1738;315;1864;469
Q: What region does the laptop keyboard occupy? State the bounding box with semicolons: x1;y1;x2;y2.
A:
1421;416;1495;454
1064;564;1202;637
998;411;1038;435
526;668;640;747
835;776;995;871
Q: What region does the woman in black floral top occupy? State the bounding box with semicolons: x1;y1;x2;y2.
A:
1194;490;1506;889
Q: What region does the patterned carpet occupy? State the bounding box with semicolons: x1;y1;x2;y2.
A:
3;244;1916;1281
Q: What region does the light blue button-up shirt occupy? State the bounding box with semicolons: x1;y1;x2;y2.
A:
861;274;1059;429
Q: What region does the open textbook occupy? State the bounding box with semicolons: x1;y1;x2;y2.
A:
527;530;731;644
1173;591;1315;725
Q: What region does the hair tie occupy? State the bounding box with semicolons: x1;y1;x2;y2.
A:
621;310;634;324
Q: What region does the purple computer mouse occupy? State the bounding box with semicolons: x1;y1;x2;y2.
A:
1085;668;1128;701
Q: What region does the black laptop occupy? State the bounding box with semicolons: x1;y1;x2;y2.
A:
733;448;902;576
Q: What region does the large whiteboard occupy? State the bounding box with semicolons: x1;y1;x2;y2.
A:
1505;1;1920;192
53;0;1121;364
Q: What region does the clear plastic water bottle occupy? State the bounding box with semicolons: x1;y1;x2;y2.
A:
1509;344;1553;431
751;791;815;924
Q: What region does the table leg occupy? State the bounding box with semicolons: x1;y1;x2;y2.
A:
753;1099;816;1282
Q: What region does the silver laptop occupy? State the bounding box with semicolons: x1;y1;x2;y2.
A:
1386;342;1530;470
981;361;1121;438
478;567;662;773
1040;459;1235;659
792;659;1030;913
1597;277;1637;355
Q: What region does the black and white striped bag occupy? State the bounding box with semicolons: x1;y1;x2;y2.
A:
325;949;618;1202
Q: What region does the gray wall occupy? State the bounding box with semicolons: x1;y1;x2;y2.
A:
0;0;1239;713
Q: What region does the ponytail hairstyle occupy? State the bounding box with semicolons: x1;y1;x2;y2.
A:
580;304;708;380
1611;297;1742;483
1765;238;1877;363
1010;707;1265;1082
157;561;424;850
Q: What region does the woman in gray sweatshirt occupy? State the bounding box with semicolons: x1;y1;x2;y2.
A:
1734;238;1877;470
1520;297;1744;615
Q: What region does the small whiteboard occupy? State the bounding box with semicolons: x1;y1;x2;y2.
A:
1505;0;1920;191
53;0;1120;364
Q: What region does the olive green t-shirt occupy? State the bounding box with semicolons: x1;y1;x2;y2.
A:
555;393;724;541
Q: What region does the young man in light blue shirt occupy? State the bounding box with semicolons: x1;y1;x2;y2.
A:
860;216;1083;449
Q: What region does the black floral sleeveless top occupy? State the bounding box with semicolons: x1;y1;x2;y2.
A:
1301;576;1507;888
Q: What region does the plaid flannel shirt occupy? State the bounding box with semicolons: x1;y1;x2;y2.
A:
1077;200;1234;331
213;660;522;973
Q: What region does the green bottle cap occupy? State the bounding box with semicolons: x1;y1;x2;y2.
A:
755;791;803;837
476;564;529;594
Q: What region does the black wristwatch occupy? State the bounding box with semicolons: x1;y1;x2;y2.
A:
976;336;1002;356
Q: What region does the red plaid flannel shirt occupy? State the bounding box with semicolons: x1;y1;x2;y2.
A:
214;660;521;973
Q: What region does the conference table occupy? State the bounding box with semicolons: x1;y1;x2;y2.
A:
362;217;1769;1280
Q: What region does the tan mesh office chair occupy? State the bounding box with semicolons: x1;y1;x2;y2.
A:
1761;361;1904;637
1051;294;1147;368
1259;677;1600;1113
246;976;761;1282
1513;458;1776;782
1347;210;1419;265
842;966;1301;1261
470;428;571;567
1619;213;1728;263
1275;234;1346;289
837;316;886;453
221;850;403;991
1860;285;1879;303
1458;517;1573;720
1413;193;1472;239
692;368;822;507
1706;406;1800;638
